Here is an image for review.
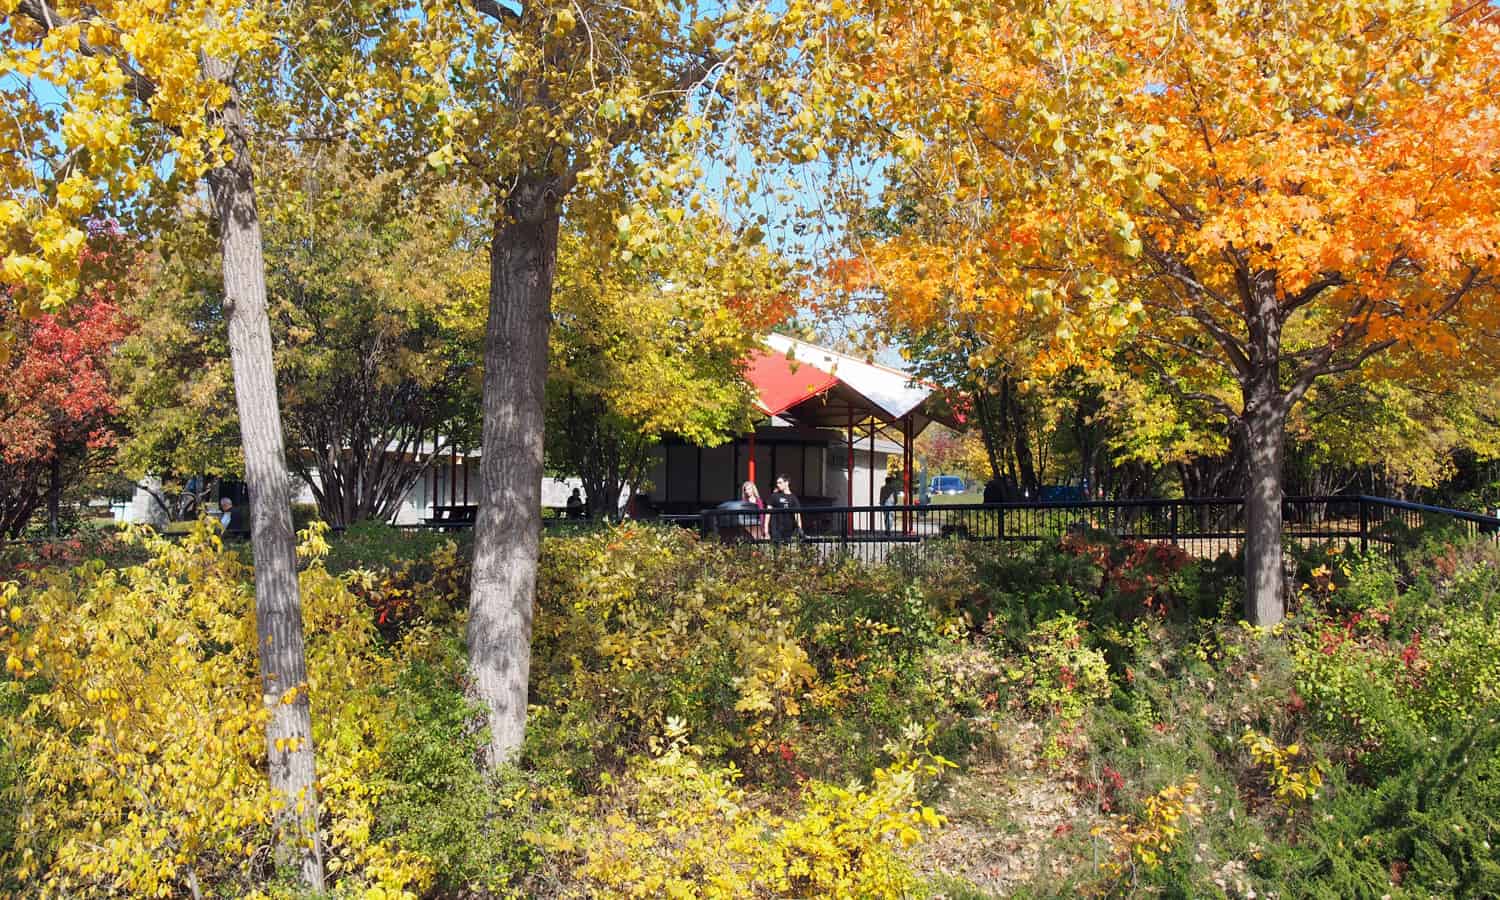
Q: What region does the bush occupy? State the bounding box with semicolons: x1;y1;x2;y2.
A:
567;722;949;899
1264;710;1500;898
0;523;455;896
1292;548;1500;776
322;520;467;575
290;502;320;531
372;646;555;895
525;525;962;785
1009;613;1113;721
924;538;1098;637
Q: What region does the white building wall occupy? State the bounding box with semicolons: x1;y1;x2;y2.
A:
121;478;169;527
828;447;896;531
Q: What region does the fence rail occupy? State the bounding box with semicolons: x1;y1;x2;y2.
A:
693;496;1500;566
13;496;1495;563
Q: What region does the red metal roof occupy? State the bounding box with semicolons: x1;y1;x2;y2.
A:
744;348;841;417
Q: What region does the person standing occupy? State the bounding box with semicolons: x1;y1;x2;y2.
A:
880;474;899;532
767;474;803;542
565;488;585;519
740;480;767;539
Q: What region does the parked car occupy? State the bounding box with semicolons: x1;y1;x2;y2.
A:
928;475;967;495
925;474;983;508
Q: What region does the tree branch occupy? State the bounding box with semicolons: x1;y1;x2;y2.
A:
1141;242;1253;378
466;0;522;25
15;0;161;108
1280;272;1347;315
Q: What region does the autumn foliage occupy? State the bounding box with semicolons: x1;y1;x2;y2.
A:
0;278;128;538
808;0;1500;623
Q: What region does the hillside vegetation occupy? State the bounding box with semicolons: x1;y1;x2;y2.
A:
3;522;1498;897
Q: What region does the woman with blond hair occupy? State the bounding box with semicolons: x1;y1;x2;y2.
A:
740;480;766;539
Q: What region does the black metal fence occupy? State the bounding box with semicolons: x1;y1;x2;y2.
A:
694;496;1500;566
63;495;1492;563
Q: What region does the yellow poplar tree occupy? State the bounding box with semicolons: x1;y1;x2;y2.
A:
327;0;794;765
546;214;790;516
3;0;326;885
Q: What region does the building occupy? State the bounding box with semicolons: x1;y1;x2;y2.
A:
642;334;954;516
117;334;954;527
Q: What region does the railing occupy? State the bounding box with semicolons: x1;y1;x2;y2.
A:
17;496;1493;561
1357;496;1500;552
695;496;1500;565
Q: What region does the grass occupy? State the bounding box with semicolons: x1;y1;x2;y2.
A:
928;490;985;506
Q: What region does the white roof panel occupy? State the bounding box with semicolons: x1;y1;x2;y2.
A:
763;333;932;421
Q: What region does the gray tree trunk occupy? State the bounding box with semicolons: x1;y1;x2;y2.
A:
47;454;61;537
468;181;560;767
203;61;325;890
1241;280;1288;627
1242;402;1287;626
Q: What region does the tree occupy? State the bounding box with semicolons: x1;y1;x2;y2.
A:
545;219;778;517
269;176;484;527
334;0;791;765
811;0;1500;624
914;426;988;486
4;1;325;883
1284;372;1500;498
121;154;488;528
112;222;244;498
0;260;128;540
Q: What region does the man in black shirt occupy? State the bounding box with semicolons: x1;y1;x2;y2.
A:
767;474;803;542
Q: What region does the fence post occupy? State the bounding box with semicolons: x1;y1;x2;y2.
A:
1169;503;1179;546
1358;498;1369;555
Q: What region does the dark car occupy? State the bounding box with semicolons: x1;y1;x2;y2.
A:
928;475;967;495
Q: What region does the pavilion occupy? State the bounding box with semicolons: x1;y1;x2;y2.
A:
642;334;959;528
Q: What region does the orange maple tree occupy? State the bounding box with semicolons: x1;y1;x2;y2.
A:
822;0;1500;623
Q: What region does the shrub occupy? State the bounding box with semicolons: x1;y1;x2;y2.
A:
524;525;964;785
344;539;469;637
1240;731;1324;807
1060;531;1197;619
1090;777;1202;884
567;721;949;899
322;520;467;575
1264;710;1500;898
2;526;274;894
1008;613;1113;721
923;538;1099;637
1293;548;1500;776
372;645;555;895
290;502;320;531
0;522;454;896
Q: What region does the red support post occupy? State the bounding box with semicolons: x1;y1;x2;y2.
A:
748;429;757;485
902;417;913;535
868;420;876;533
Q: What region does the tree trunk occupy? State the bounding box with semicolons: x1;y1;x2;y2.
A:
468;182;560;767
1241;278;1288;627
203;64;325;890
972;390;1004;485
1242;403;1287;626
47;454;61;537
1008;382;1040;496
